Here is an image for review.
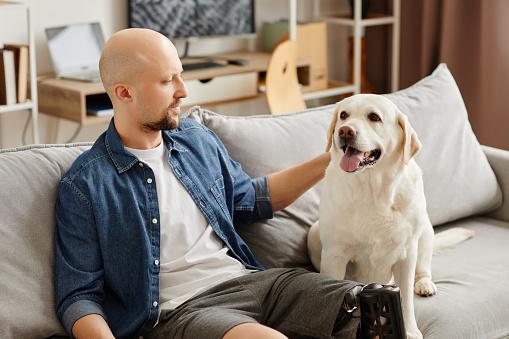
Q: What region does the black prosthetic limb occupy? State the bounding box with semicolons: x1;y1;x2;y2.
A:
343;283;405;339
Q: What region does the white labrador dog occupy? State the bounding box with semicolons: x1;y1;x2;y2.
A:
308;94;473;339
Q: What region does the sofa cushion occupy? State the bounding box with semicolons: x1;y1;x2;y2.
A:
184;63;502;269
0;144;92;338
186;105;335;269
416;218;509;338
384;63;502;226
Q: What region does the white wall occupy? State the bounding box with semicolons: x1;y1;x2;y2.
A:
0;0;348;149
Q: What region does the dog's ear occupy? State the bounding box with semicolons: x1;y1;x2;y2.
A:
326;108;339;152
398;113;421;164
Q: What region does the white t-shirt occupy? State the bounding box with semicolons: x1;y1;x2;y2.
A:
125;142;252;313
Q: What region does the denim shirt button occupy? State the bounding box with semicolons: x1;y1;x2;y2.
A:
139;162;143;167
147;178;152;184
152;218;157;224
154;260;159;265
152;301;158;307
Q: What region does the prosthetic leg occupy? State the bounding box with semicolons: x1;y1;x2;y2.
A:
343;283;406;339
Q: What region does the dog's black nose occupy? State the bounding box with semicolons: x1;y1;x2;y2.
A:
339;125;356;139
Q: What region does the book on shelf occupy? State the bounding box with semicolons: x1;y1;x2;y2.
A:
87;103;114;117
0;48;17;106
3;44;29;103
86;94;114;117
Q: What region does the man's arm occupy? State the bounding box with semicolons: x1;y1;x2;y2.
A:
72;314;115;339
54;179;109;337
267;152;331;212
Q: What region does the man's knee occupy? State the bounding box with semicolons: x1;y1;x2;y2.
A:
223;322;288;339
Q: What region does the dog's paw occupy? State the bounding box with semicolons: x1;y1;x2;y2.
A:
406;329;423;339
414;278;437;296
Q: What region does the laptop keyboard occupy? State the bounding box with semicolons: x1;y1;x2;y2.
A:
182;61;227;71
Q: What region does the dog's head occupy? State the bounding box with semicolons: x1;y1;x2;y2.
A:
326;94;421;173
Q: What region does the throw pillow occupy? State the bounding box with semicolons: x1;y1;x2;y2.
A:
384;63;502;226
186;105;335;269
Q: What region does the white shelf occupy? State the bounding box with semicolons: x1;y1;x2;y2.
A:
313;0;401;94
321;13;397;27
0;99;35;113
302;82;356;101
0;1;39;144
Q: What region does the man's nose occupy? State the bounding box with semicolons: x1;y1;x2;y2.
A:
176;78;188;99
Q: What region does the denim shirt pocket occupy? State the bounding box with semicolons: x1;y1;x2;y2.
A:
210;176;233;225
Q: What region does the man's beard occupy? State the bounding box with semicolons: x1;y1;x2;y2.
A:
142;113;179;132
142;100;181;132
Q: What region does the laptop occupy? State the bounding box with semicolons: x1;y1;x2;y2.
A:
45;22;105;82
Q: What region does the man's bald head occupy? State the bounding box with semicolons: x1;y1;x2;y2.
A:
99;28;178;98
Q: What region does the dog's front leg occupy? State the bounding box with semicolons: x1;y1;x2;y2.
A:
320;244;349;279
393;243;422;339
415;223;437;296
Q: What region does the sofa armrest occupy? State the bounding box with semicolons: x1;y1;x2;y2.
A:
483;145;509;222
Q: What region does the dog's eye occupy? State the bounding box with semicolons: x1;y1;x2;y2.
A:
339;111;349;120
368;113;381;122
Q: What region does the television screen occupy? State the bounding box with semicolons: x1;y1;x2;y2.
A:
128;0;255;40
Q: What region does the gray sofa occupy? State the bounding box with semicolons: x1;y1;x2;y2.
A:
1;64;508;339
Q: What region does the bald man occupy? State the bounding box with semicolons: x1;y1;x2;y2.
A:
54;28;362;339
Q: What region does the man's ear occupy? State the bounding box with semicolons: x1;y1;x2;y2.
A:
114;83;132;103
326;107;339;152
398;113;421;164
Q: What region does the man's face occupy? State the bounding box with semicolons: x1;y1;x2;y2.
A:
133;44;188;132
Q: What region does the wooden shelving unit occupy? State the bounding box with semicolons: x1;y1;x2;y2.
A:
0;1;39;143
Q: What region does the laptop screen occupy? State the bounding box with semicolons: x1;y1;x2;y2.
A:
46;22;105;76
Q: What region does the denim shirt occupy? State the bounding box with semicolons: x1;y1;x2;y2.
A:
54;118;273;339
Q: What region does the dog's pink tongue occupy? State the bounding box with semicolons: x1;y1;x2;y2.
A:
340;147;364;172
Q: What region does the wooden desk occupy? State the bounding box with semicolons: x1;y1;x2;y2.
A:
181;51;271;81
38;77;110;125
38;51;273;125
38;50;351;125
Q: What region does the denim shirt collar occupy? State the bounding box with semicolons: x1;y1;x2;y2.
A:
104;118;186;174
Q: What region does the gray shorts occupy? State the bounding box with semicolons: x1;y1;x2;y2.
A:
149;268;361;339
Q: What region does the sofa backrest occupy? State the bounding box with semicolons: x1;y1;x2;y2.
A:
0;143;92;338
